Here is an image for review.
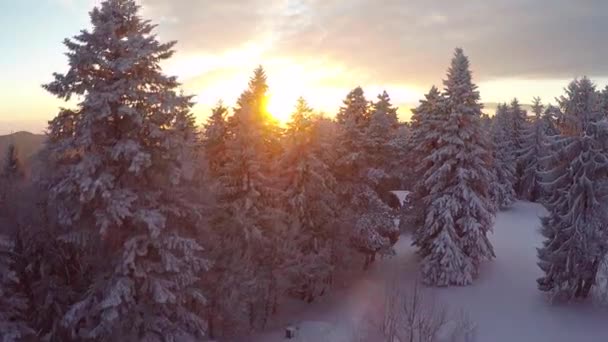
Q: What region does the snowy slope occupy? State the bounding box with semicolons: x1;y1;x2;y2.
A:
243;202;608;342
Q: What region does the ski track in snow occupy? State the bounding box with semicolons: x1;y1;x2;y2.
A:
241;202;608;342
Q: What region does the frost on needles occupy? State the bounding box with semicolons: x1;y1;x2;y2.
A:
43;0;211;339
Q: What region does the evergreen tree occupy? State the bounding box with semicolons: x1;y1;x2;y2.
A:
414;48;496;286
537;77;608;301
1;143;24;182
365;91;400;186
519;97;547;201
43;0;210;339
336;86;371;127
489;104;517;209
334;87;398;269
211;66;289;331
405;86;443;234
542;104;561;138
508;98;529;195
371;90;399;129
202;102;229;178
0;235;33;341
480;113;492;131
280;98;339;302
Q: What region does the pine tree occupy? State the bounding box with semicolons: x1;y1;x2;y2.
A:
365;91;400;176
280;98;339;302
202;102;229;178
0;235;34;341
1;144;24;182
211;66;288;331
489;104;517;209
519;97;547;201
372;90;399;129
43;0;210;339
336;86;371;127
405;86;443;234
542;104;561;138
480;113;492;131
537;77;608;301
508;98;529;195
414;48;496;286
334;87;398;269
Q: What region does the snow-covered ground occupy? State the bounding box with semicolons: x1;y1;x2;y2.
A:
242;202;608;342
390;190;410;206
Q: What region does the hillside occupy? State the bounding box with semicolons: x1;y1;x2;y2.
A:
0;131;46;163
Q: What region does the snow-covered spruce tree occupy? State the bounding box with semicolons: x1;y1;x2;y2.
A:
43;0;210;339
489;103;517;209
365;91;400;181
405;86;444;234
336;86;371;127
537;77;608;301
542;104;561;138
0;235;34;342
280;97;340;302
508;98;529;195
519;97;547;201
202;102;229;179
305;115;355;277
334;87;398;269
371;90;399;129
212;66;289;331
414;48;496;286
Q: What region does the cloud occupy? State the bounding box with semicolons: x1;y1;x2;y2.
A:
139;0;608;86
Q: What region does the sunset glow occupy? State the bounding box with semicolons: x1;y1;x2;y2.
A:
2;0;608;135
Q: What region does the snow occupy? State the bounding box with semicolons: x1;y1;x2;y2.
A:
243;201;608;342
390;190;410;206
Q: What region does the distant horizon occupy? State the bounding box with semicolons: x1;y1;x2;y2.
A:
0;100;537;135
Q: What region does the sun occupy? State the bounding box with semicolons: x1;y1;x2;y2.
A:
265;92;298;124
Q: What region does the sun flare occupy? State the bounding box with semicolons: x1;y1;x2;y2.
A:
265;93;299;124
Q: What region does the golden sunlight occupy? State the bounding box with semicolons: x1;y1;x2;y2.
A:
265;92;299;124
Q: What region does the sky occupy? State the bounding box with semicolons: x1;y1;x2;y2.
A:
1;0;608;134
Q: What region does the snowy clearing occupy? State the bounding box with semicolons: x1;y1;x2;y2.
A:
244;202;608;342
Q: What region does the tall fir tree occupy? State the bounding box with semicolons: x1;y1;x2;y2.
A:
414;48;496;286
365;91;400;183
202;101;229;178
405;86;444;233
334;87;398;269
542;104;561;136
280;97;339;302
508;98;529;195
537;77;608;301
336;86;371;127
519;97;547;201
43;0;210;339
211;66;289;331
371;90;399;129
489;104;517;209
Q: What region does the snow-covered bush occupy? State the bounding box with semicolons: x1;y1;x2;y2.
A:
358;272;477;342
